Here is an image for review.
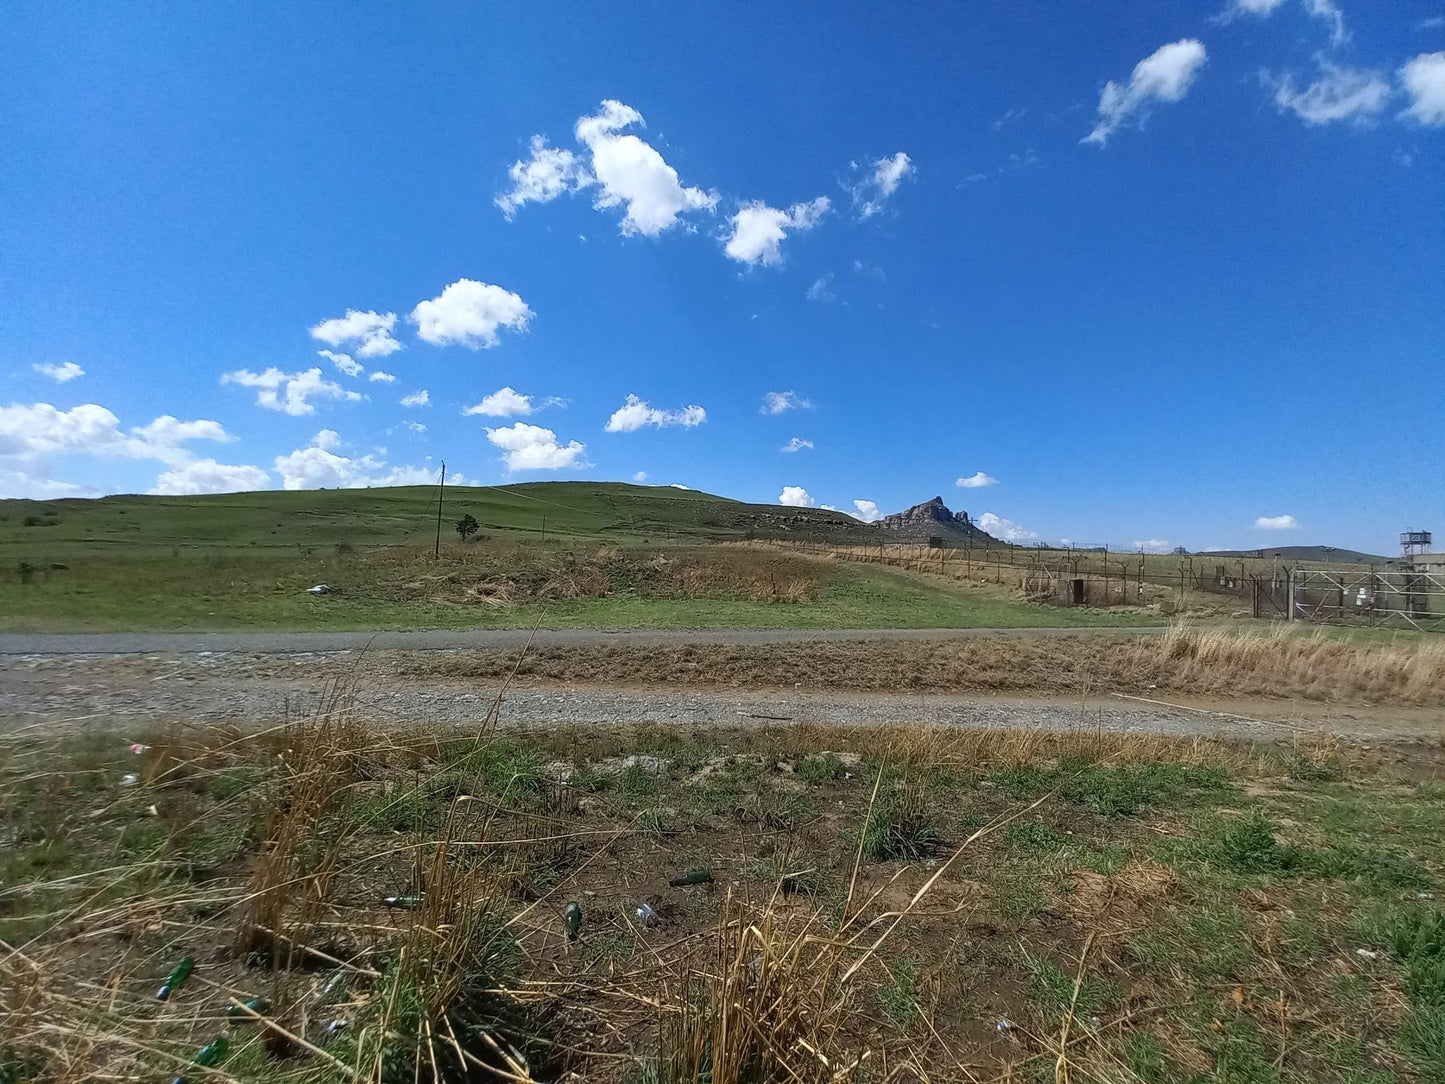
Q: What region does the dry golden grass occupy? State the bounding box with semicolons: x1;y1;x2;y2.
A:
406;624;1445;707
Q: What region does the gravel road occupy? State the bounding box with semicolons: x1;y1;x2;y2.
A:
0;640;1426;744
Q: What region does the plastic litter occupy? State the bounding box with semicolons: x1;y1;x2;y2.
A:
226;996;272;1021
128;743;149;754
669;868;713;887
324;1018;348;1038
307;584;330;595
157;956;195;1001
636;903;656;926
318;971;349;1003
119;773;139;787
564;900;582;941
381;895;422;909
1356;949;1381;960
996;1018;1014;1033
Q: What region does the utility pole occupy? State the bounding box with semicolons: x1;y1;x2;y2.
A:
434;461;446;559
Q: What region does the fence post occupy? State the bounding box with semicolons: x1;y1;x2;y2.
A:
1287;571;1296;622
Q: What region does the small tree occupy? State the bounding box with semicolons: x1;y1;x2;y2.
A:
455;513;480;542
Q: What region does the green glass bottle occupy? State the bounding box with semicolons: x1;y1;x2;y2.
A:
669;868;713;887
381;894;422;909
156;956;194;1001
226;996;272;1020
564;901;582;941
169;1037;228;1083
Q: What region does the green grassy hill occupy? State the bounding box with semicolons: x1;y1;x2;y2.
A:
0;481;875;554
0;482;1157;632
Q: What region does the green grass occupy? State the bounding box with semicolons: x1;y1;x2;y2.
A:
0;482;1159;631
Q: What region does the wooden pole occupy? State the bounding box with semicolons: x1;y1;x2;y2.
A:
434;461;446;559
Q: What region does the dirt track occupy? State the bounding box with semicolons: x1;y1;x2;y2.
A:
1;637;1437;744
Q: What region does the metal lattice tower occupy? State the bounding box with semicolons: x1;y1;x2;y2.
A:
1401;530;1432;557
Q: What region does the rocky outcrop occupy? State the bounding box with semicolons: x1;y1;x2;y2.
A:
879;497;999;544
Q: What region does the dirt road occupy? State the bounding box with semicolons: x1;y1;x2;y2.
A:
0;625;1164;656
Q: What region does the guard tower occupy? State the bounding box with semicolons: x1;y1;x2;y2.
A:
1401;530;1432;558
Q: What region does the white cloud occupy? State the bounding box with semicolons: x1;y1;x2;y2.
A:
308;309;401;359
574;99;718;236
32;361;84;383
1268;62;1390;124
1401;52;1445;125
0;402;236;497
778;485;814;508
781;437;813;453
977;511;1038;541
1255;514;1299;530
848;152;914;218
604;394;707;433
274;430;449;490
1133;538;1173;554
464;386;533;417
1084;39;1207;145
401;390;431;408
806;273;837;303
221;367;362;416
486;422;586;471
409;278;533;349
151;459;270;495
956;471;998;488
724;196;830;266
761;390;812;415
402;421;427;435
852;499;883;523
495;135;593;219
318;349;363;378
632;470;648;482
369;371;396;383
1223;0;1346;46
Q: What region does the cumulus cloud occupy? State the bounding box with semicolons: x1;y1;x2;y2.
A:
778;485;814;508
400;390;431;408
486;422;586;471
1255;514;1299;530
402;421;427;435
761;391;812;415
32;361;84;383
369;371;396;383
0;401;236;498
781;437;813;453
1084;39;1207;145
151;459;270;495
956;471;998;488
1401;52;1445;125
409;278;533;349
848;152;913;218
464;386;533;417
852;499;884;523
221;367;362;416
318;349;363;378
273;431;448;490
1134;538;1173;553
978;512;1038;542
1268;62;1390;124
308;309;401;358
604;394;707;433
1223;0;1346;46
495;135;593;218
632;470;648;482
575;100;718;235
724;196;830;266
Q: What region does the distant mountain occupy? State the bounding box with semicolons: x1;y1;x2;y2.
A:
878;496;1002;545
1199;545;1399;565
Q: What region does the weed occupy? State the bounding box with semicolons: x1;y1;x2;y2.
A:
1005;821;1067;851
1018;948;1118;1018
862;782;942;861
875;958;918;1027
1193;813;1307;875
797;751;845;784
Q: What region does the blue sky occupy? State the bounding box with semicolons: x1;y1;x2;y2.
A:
2;1;1442;553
